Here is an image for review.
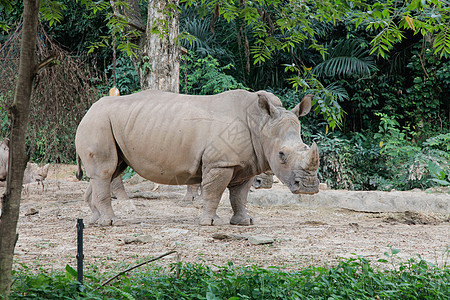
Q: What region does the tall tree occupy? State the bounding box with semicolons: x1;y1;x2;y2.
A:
0;0;41;295
110;0;180;92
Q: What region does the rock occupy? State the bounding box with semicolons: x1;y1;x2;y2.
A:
212;233;248;240
123;234;153;244
319;183;327;190
248;235;274;245
136;235;153;243
161;228;189;236
248;189;450;214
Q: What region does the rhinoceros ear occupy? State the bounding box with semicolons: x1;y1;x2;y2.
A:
257;92;279;118
292;94;313;117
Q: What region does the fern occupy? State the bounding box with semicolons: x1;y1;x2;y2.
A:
179;16;231;60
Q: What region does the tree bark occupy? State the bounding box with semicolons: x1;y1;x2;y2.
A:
143;0;179;92
113;0;180;93
0;0;40;296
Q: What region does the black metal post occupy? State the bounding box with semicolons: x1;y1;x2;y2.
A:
76;218;84;283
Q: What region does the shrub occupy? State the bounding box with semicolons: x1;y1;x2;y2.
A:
8;253;450;299
311;131;382;190
374;114;450;190
180;51;246;95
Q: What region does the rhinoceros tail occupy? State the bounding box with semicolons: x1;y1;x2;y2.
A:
76;154;83;180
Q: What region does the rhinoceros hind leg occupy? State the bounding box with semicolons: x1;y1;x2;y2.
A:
83;183;101;224
199;214;226;226
87;211;101;225
182;184;201;202
229;178;254;226
110;175;129;199
90;178;117;226
198;168;233;226
98;217;124;226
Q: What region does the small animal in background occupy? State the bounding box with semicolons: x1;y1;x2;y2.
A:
23;162;50;190
0;138;50;190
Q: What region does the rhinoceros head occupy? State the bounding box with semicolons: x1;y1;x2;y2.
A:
257;93;319;194
0;138;9;181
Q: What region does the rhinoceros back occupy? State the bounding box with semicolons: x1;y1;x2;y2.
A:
89;90;256;185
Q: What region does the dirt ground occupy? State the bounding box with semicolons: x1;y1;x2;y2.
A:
5;164;449;274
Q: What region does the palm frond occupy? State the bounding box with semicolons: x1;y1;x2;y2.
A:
180;17;232;60
312;39;377;78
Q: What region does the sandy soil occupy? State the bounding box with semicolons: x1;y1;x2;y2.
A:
5;164;449;274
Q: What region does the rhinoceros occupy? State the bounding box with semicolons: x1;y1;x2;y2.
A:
75;89;319;226
0;138;50;186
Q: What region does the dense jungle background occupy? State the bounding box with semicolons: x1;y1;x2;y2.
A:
0;0;449;192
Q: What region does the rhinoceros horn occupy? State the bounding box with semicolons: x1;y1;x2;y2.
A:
302;142;319;171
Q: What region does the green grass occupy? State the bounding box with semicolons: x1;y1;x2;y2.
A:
7;253;450;300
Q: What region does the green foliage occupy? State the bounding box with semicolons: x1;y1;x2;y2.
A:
352;0;450;58
312;131;382;190
310;121;450;191
179;15;232;61
96;53;140;96
121;166;136;181
180;51;246;95
312;39;377;78
373;114;450;190
8;253;450;299
405;44;450;131
0;93;11;138
1;0;448;185
40;0;66;26
284;64;347;129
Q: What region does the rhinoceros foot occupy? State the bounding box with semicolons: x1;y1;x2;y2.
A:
199;214;226;226
98;217;124;226
230;214;254;226
88;213;101;225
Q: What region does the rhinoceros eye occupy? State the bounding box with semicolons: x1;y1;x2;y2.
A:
279;151;288;164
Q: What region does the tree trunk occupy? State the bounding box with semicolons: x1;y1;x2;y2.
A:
0;0;40;296
113;0;180;93
143;0;179;92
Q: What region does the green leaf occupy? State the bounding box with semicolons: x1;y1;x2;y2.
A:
391;248;401;255
65;265;77;279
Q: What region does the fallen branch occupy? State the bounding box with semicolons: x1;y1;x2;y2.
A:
101;250;177;286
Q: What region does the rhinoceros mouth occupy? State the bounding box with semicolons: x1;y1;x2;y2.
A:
288;173;319;195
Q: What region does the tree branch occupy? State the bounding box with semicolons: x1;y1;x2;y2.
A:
100;250;177;287
35;53;58;72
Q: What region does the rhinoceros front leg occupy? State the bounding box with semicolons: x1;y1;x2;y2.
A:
199;168;233;226
229;178;254;226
